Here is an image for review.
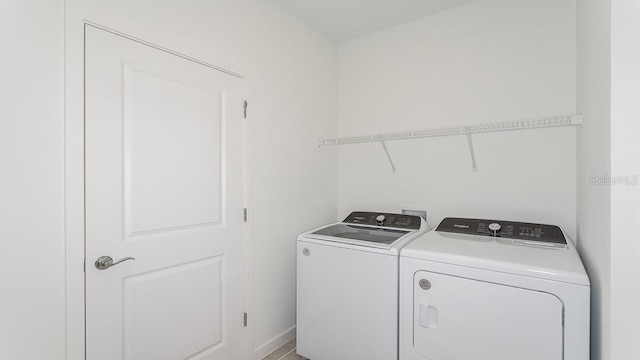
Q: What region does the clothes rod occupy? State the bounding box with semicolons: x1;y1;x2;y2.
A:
319;113;583;146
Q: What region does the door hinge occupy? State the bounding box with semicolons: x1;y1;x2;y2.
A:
243;208;248;222
243;312;248;327
243;100;248;118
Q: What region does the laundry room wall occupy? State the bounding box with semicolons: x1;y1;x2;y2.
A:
1;1;338;359
337;0;578;238
609;1;640;358
0;1;66;359
577;2;640;359
576;1;611;359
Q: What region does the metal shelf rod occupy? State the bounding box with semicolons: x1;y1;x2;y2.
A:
319;113;582;172
319;113;583;147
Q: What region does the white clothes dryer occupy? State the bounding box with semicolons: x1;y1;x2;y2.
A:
399;217;590;360
297;211;428;360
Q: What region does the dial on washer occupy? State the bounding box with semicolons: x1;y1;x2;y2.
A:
488;222;501;236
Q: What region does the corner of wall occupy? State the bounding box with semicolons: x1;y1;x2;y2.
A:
576;1;612;359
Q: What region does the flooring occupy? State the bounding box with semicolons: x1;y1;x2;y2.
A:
261;338;308;360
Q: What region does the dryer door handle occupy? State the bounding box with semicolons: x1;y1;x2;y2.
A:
419;303;439;328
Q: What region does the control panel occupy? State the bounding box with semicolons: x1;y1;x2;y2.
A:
343;211;422;230
436;217;566;244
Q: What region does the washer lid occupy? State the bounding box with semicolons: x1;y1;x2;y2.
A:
300;211;427;251
401;219;589;286
311;224;409;245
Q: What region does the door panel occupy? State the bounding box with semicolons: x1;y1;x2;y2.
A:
85;25;245;360
123;64;224;236
413;270;563;360
123;257;224;360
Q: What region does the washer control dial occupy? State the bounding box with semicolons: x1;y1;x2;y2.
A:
376;215;386;226
488;222;501;236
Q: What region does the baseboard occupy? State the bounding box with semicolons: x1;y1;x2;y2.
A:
253;325;296;360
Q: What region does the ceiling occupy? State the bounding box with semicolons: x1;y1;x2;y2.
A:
276;0;477;42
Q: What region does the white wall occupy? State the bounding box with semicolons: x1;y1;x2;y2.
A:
610;1;640;359
577;2;640;359
0;1;66;359
576;1;611;359
337;0;577;237
2;1;338;359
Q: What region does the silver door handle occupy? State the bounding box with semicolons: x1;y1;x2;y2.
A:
94;255;135;270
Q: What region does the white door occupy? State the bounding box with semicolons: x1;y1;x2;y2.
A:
85;25;246;360
413;270;564;360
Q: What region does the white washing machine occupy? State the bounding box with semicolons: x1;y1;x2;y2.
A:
399;217;590;360
297;211;428;360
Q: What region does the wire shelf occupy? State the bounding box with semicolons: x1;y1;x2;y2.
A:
320;114;582;147
319;113;583;172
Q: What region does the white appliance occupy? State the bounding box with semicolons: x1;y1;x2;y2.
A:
399;217;590;360
297;211;428;360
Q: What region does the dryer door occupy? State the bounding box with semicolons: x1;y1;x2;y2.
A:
413;271;563;360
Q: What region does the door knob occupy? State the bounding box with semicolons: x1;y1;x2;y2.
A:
94;255;135;270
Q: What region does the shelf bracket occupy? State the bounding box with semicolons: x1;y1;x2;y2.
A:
465;129;478;172
379;141;396;173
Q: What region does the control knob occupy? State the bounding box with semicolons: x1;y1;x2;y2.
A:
376;215;386;226
488;222;501;237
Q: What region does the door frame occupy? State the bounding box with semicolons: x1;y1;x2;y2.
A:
64;3;255;359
